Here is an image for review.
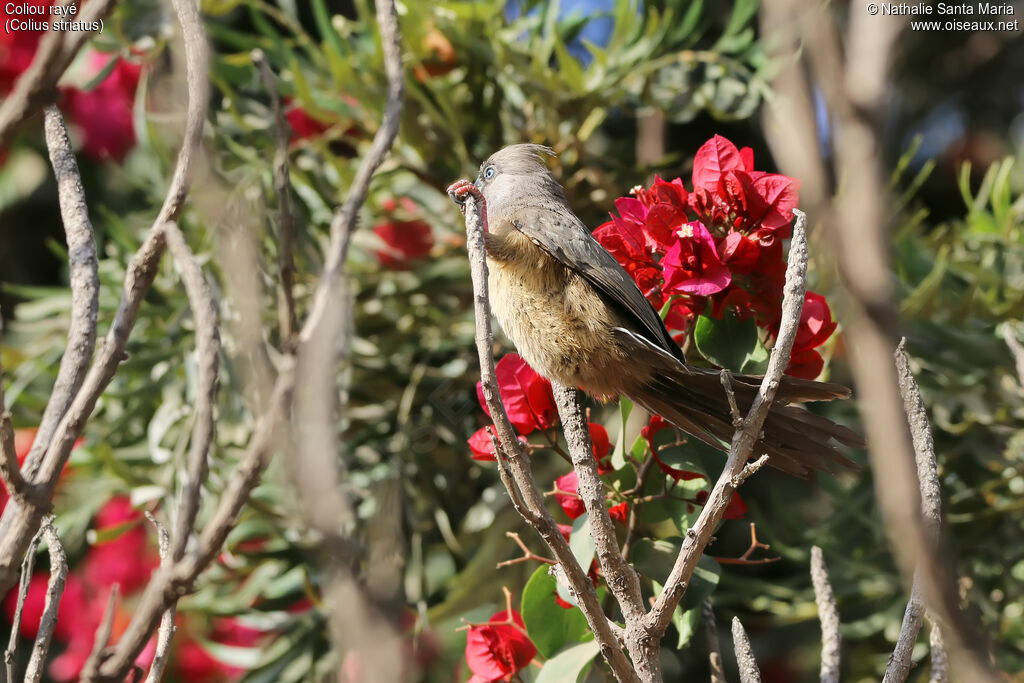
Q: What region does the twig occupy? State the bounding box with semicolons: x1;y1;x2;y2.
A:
779;2;996;679
283;0;408;678
252;50;298;344
703;600;726;683
496;531;556;568
0;0;209;594
91;364;294;682
163;221;221;562
713;522;777;565
4;526;44;682
18;106;101;489
24;519;67;683
0;0;119;149
644;210;809;638
144;512;176;683
883;340;948;683
731;616;761;683
720;370;743;427
454;193;639;683
81;584;120;681
0;385;27;500
621;452;656;560
810;546;841;683
551;384;648;621
929;617;949;683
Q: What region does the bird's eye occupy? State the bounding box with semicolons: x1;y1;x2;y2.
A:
484;166;495;180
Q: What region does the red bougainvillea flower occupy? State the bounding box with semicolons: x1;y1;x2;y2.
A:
62;52;142;162
608;502;629;524
786;348;825;381
0;0;51;92
82;496;159;595
554;471;585;520
373;219;434;269
465;608;536;682
588;422;614;474
284;98;332;141
467;425;528;462
662;222;731;296
642;416;705;482
794;292;838;352
477;354;557;435
3;572;86;641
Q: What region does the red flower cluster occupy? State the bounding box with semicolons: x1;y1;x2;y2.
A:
464;608;536;682
0;11;141;165
1;494;259;680
62;52;141;163
593;135;837;379
472;353;558;443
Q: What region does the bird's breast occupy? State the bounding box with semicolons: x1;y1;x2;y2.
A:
486;232;633;398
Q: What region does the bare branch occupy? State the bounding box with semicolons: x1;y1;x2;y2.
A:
810;546;841;683
552;384;646;624
163;222;221;561
0;391;27;501
763;3;997;678
298;0;405;346
4;526;43;682
0;0;210;594
18;106;102;486
929;617;949;683
720;370;743;427
0;0;119;149
883;340;948;682
455;191;639;683
645;209;809;637
144;512;176;683
252;50;299;344
703;600;726;683
90;364;294;682
731;617;761;683
24;520;67;683
81;584;120;682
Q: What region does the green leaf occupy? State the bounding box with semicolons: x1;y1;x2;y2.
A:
569;514;596;581
694;311;760;372
740;338;770;374
534;639;601;683
521;566;592;658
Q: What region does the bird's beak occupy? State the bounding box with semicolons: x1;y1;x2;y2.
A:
474;178;483;190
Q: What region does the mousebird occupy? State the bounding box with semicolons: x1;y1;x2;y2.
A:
448;144;862;477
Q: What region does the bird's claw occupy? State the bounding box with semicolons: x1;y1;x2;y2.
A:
446;179;482;214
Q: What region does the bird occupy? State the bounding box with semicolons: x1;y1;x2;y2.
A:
447;144;862;477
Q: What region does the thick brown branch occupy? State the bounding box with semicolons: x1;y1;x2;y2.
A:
18;106;101;491
456;193;639;682
0;0;210;594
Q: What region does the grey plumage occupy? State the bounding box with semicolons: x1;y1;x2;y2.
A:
473;144;863;477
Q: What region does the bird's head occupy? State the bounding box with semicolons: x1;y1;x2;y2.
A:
474;144;565;215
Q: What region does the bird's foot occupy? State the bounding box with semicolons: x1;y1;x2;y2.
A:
446;179;483;213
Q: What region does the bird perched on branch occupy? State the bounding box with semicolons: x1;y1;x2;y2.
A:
447;144;862;477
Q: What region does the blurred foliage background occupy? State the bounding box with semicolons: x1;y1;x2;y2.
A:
1;0;1022;680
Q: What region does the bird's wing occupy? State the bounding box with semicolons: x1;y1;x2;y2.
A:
509;206;683;360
